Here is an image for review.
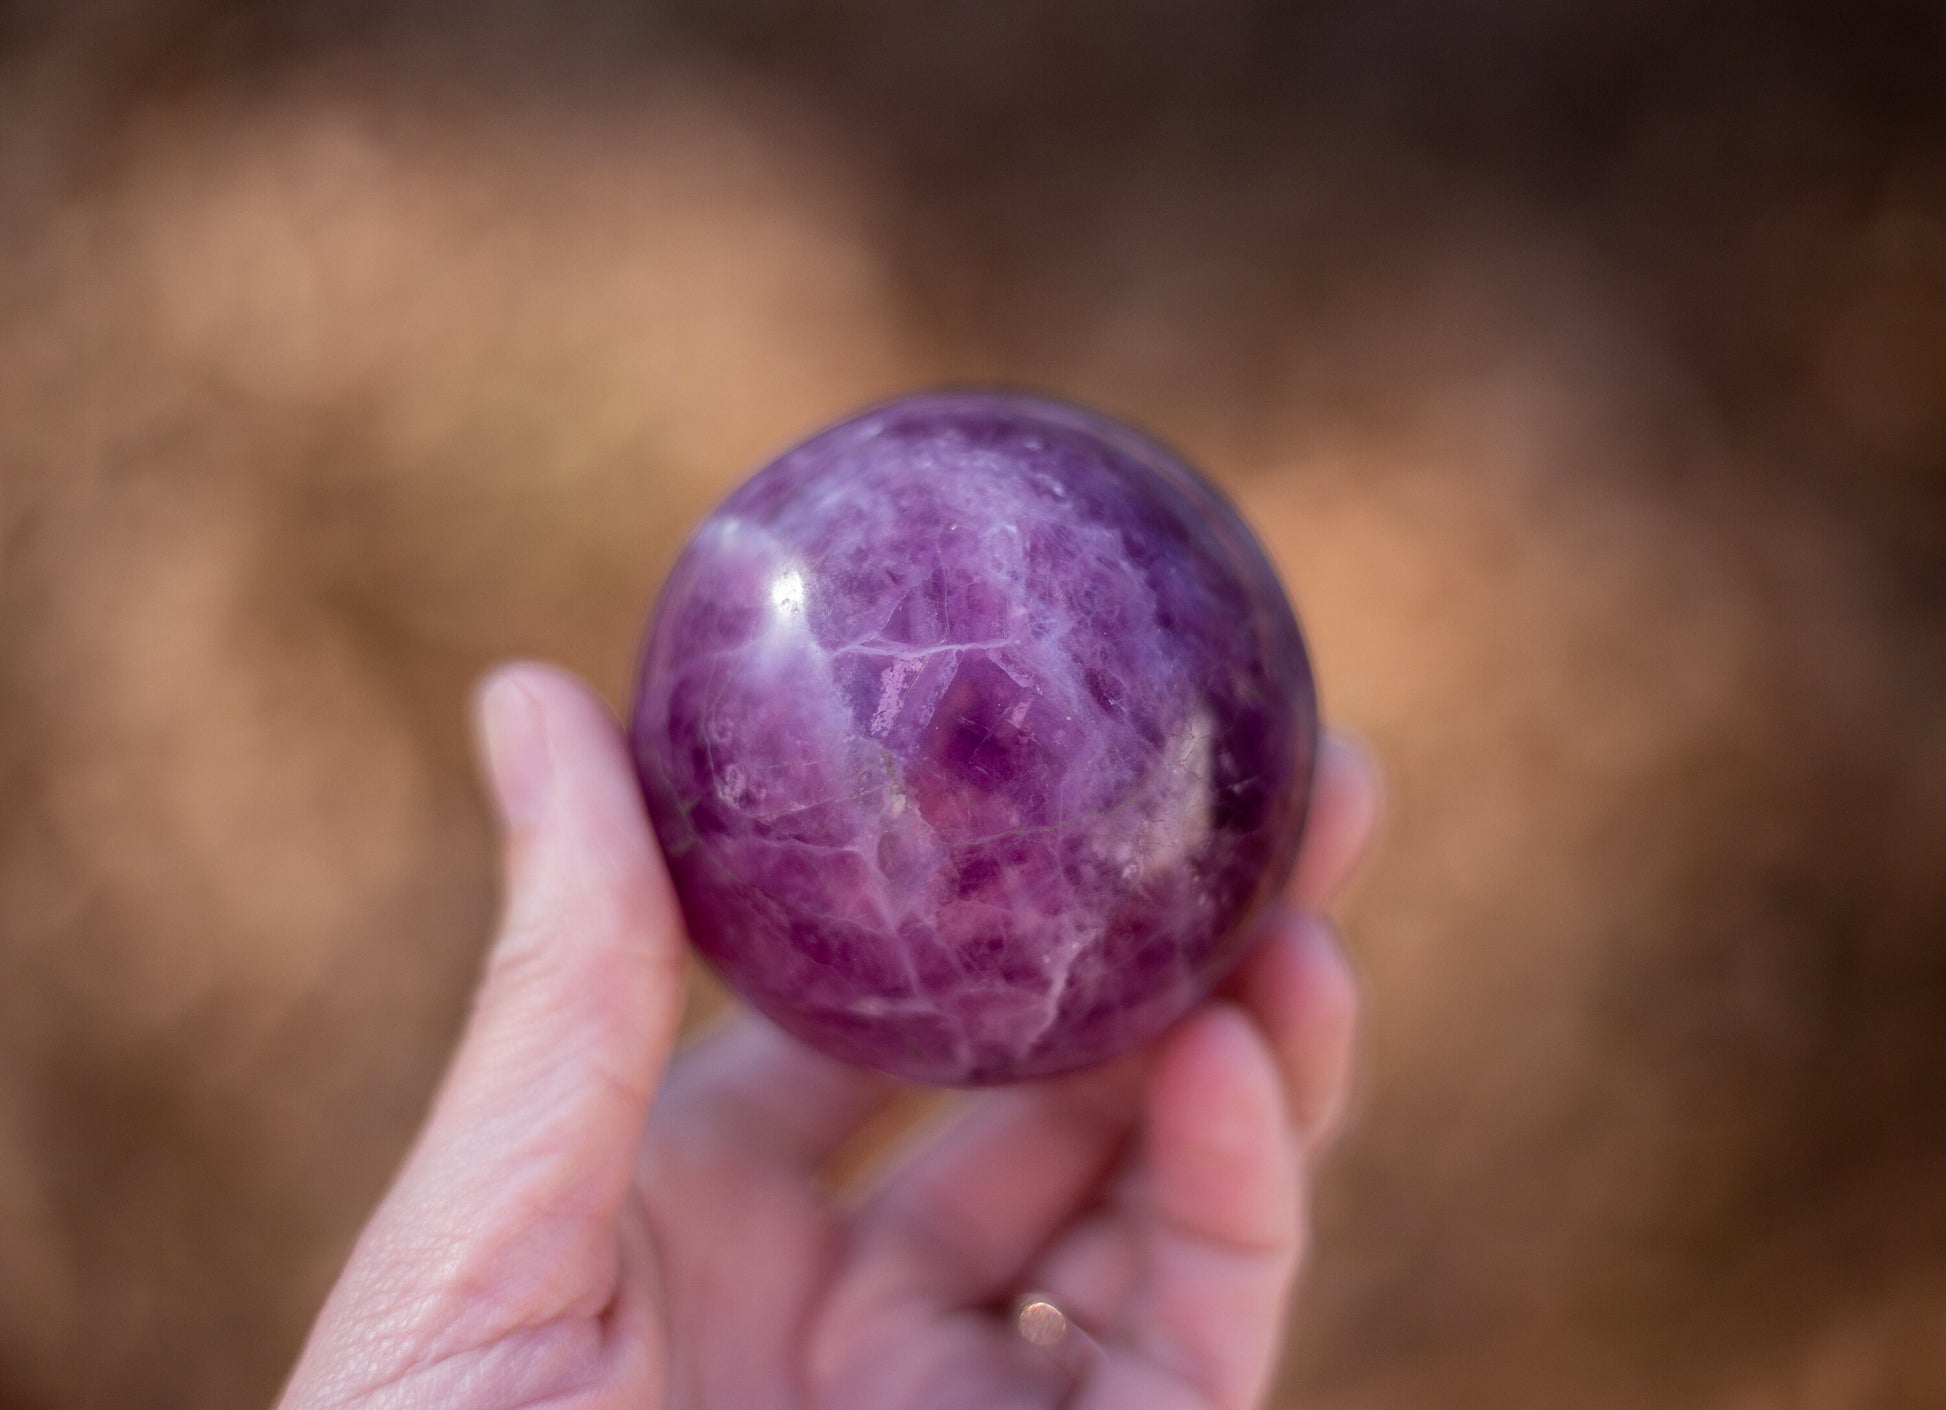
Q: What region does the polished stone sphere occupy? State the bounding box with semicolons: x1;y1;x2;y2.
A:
630;391;1316;1084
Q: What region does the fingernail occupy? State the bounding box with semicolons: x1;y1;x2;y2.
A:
1323;730;1383;795
477;670;551;831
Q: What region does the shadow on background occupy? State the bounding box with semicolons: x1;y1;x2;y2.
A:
1;2;1942;1406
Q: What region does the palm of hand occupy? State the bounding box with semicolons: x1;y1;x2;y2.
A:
280;666;1375;1410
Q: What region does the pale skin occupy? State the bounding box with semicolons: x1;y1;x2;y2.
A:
279;662;1381;1410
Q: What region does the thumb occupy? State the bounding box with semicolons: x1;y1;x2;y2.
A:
371;663;687;1315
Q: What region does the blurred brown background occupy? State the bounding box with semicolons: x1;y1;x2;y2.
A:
3;2;1943;1406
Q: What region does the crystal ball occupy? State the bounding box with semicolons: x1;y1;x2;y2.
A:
629;391;1316;1084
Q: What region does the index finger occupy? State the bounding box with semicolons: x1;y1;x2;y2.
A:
1288;731;1382;907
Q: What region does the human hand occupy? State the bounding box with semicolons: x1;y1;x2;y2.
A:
278;662;1380;1410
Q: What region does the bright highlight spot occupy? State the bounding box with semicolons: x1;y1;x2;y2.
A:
769;566;807;619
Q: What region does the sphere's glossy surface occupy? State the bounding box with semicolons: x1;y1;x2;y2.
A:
630;391;1316;1084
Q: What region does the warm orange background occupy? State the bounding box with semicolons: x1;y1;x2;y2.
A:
3;4;1942;1407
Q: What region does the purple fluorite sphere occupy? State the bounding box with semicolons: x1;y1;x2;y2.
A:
629;391;1316;1084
